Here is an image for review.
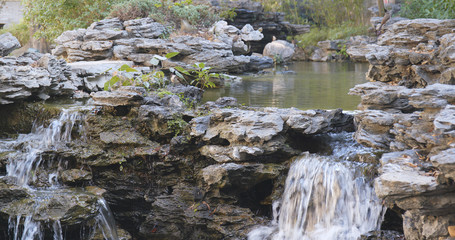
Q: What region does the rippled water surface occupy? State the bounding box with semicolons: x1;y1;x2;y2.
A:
203;62;369;110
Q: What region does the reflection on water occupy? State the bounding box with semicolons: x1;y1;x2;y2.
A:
203;62;369;110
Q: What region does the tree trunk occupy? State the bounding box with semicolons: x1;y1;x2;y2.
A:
377;0;385;17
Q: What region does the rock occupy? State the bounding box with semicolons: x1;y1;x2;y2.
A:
240;24;263;42
263;40;295;62
90;87;144;106
88;18;124;30
246;55;273;71
359;230;404;240
0;32;21;56
347;44;375;63
201;162;284;191
430;148;455;180
61;169;92;183
54;29;87;45
0;53;82;105
378;19;455;47
123;18;167;39
1;189;99;227
309;48;327;62
68;60;135;91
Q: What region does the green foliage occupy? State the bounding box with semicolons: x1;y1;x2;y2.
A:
109;0;219;28
400;0;455;19
0;21;30;46
171;62;218;89
108;0;155;21
294;23;368;48
254;0;367;27
21;0;124;40
104;52;179;91
337;44;349;58
167;114;188;137
219;7;237;21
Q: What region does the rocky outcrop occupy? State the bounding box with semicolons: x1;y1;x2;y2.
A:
350;18;455;240
212;0;310;53
0;52;83;105
53;18;273;73
0;32;21;57
0;84;355;239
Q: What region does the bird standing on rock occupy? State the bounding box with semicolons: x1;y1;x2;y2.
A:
377;9;391;35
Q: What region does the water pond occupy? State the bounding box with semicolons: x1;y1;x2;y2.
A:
203;61;369;110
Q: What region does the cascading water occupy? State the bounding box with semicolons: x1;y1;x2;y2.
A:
6;109;84;187
1;107;120;240
249;133;384;240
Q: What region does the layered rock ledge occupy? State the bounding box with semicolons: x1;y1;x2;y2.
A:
0;84;354;239
52;18;274;73
350;18;455;240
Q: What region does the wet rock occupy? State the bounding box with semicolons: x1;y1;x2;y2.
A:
0;32;21;57
359;230;404;240
201;163;284;191
263;40;295;62
403;210;453;240
61;169;92;183
1;189;99;227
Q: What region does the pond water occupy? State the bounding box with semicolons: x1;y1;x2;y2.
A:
203;62;369;110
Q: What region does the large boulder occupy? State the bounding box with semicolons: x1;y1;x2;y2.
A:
263;40;295;62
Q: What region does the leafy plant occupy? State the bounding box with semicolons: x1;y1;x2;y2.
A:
104;52;179;91
171;62;218;89
336;44;349;58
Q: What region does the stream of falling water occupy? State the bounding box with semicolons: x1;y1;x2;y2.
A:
1;107;120;240
249;134;384;240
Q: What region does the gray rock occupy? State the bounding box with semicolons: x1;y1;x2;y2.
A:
0;32;21;57
88;18;123;30
430;148;455;180
263;40;295;62
0;53;82;104
61;169;92;183
90;87;144;106
240;24;263;42
123;18;167;39
201;162;284;191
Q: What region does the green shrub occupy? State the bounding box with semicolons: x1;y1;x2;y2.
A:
254;0;367;27
22;0;124;40
108;0;157;21
0;21;30;46
294;23;368;48
400;0;455;19
109;0;219;28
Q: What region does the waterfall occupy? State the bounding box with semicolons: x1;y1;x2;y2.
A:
249;134;384;240
6;108;85;187
2;107;120;240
